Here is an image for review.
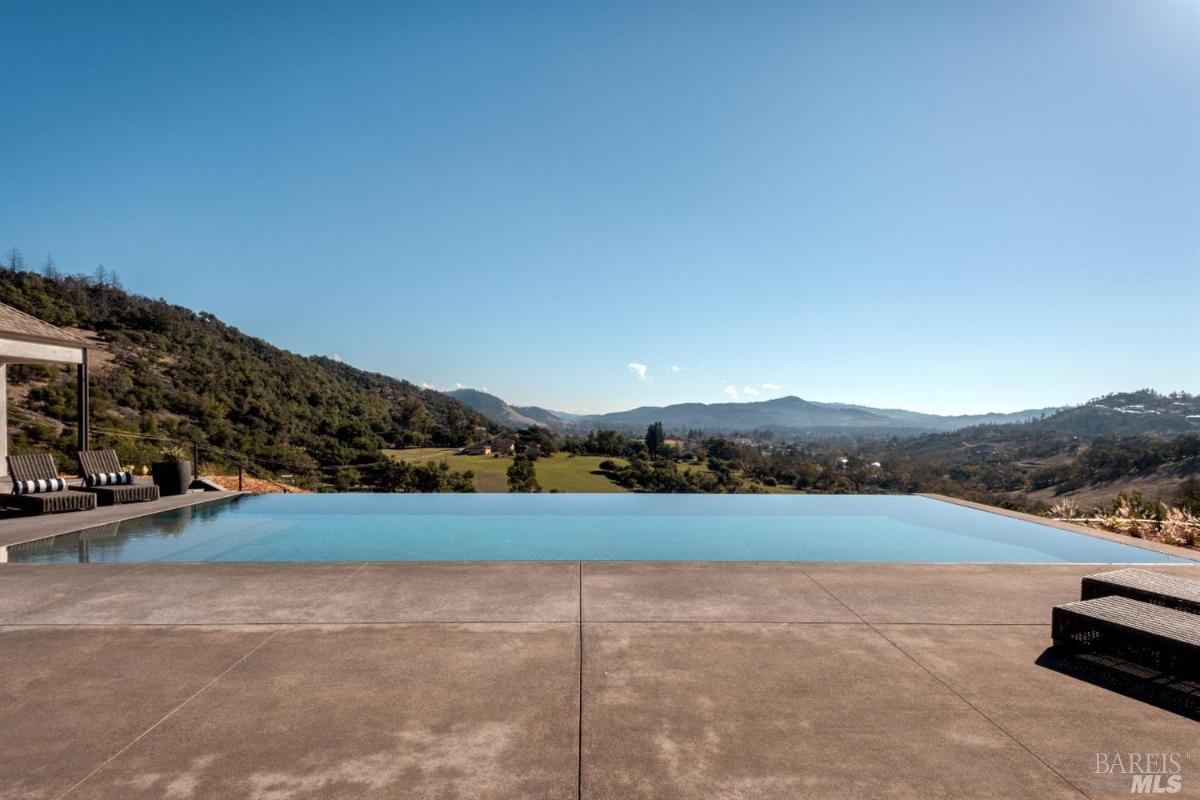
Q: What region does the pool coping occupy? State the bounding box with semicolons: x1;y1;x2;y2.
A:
919;493;1200;562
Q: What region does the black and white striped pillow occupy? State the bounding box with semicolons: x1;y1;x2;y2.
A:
12;477;70;495
85;471;134;488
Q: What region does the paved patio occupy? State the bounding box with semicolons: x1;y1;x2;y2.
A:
1;560;1197;799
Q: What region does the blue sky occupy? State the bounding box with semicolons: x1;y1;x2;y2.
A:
2;0;1197;414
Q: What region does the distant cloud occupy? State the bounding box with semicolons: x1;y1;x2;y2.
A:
722;384;739;399
699;363;707;369
627;362;648;381
669;365;683;373
331;353;343;363
743;386;759;397
455;382;466;389
762;383;781;390
420;382;436;390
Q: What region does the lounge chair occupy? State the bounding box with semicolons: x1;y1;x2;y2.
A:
4;453;96;514
76;449;160;506
1081;568;1200;616
1052;595;1200;679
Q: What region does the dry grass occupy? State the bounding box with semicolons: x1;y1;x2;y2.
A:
1050;497;1198;549
208;475;310;494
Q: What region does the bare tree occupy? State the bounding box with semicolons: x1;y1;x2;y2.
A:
42;253;60;279
5;247;24;272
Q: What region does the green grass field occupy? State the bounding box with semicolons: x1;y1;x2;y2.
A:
383;449;628;493
382;448;797;493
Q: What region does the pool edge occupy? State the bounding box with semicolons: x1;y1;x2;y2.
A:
919;493;1200;563
0;492;246;554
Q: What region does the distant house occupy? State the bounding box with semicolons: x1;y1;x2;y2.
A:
458;443;492;456
492;440;516;456
868;461;882;469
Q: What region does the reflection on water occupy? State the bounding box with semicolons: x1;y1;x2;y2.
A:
4;499;234;563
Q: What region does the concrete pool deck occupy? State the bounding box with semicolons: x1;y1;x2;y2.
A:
1;560;1199;799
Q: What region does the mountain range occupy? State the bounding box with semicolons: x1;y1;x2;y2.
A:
448;389;1060;435
449;388;1200;437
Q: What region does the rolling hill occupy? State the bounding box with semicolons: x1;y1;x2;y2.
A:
1022;391;1200;436
446;389;546;430
446;389;579;433
1;269;495;488
806;401;1061;431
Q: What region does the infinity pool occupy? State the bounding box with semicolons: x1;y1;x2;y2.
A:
3;494;1189;564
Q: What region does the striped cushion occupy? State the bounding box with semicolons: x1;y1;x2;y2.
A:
85;471;134;488
12;477;70;495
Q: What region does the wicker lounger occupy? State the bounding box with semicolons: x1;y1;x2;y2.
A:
76;449;160;506
4;453;97;514
1052;596;1200;678
1082;568;1200;616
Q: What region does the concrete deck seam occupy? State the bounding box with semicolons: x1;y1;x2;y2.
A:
55;562;371;800
52;624;286;800
794;564;1093;799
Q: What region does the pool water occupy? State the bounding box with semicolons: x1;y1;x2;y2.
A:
3;494;1189;564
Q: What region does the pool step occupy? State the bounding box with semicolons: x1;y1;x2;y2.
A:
1081;568;1200;615
1052;596;1200;678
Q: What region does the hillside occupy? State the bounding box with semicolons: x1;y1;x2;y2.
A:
807;401;1060;431
511;405;578;432
445;389;548;430
1022;460;1200;510
1;270;495;488
865;399;1200;511
1023;390;1200;436
445;389;581;433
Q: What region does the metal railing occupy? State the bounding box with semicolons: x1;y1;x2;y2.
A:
83;426;300;493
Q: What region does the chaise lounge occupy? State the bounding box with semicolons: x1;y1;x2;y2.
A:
1080;567;1200;616
4;453;97;514
76;449;160;505
1052;595;1200;679
1052;569;1200;684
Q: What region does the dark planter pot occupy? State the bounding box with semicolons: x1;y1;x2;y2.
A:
152;460;193;496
